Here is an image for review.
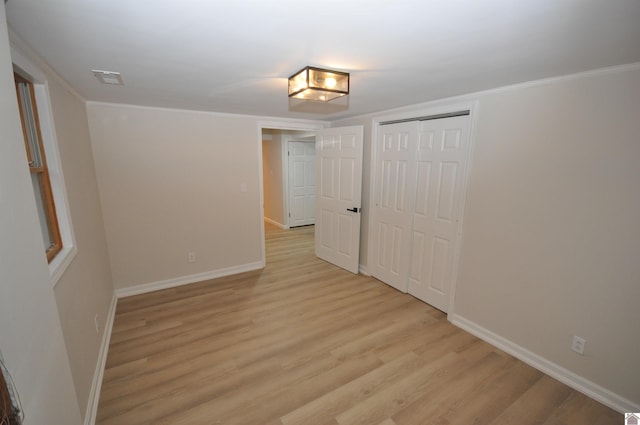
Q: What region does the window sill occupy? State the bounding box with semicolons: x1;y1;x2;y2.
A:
50;245;77;288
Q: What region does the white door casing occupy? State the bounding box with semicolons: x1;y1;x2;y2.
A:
315;126;364;274
288;141;316;227
370;115;471;312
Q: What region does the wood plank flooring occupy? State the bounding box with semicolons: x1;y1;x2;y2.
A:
97;223;621;424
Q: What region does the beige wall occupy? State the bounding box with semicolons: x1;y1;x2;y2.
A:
262;133;285;225
455;66;640;404
0;6;82;424
336;65;640;407
87;104;324;289
9;26;115;418
44;64;115;414
87;103;262;289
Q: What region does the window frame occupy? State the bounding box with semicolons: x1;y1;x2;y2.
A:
14;73;63;263
11;40;77;287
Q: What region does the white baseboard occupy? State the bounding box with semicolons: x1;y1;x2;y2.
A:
449;314;639;414
84;294;117;425
115;261;265;298
264;216;288;229
358;264;371;276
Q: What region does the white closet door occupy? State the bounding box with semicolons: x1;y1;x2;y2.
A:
370;122;419;292
288;141;316;227
407;116;471;311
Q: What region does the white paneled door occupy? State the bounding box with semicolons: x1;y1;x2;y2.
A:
288;141;316;227
371;115;471;312
315;126;364;274
369;122;418;291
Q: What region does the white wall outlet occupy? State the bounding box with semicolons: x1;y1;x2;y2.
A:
94;314;100;335
188;252;196;263
571;335;586;355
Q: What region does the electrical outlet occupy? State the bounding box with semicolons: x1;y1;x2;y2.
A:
94;314;100;335
188;252;196;263
571;335;586;355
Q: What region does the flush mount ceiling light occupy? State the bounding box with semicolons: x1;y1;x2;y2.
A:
92;70;124;85
288;66;349;102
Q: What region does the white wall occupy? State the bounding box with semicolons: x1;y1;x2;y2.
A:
0;6;82;424
262;133;285;225
335;65;640;409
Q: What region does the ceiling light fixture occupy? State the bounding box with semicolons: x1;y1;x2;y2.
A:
92;70;124;86
288;66;349;102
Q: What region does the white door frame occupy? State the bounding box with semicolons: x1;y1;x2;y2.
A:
368;100;479;316
257;120;327;266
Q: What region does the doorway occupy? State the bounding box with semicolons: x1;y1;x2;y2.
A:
261;128;316;229
259;125;320;267
259;124;365;274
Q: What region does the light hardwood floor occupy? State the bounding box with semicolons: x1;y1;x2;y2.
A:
97;223;621;425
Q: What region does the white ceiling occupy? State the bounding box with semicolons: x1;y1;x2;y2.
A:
6;0;640;121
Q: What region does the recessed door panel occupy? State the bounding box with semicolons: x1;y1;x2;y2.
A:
414;161;432;217
442;129;461;150
376;222;388;268
320;157;335;198
419;130;435;151
380;160;392;208
319;209;333;249
409;230;426;282
436;161;458;223
338;213;353;255
428;237;450;295
339;158;355;201
395;160;408;212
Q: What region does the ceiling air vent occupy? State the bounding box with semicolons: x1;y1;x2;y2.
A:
92;70;124;86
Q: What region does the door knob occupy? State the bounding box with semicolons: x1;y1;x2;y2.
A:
346;207;359;213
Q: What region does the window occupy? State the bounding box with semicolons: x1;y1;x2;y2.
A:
14;73;63;262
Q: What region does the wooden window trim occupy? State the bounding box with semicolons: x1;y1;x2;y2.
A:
14;73;63;262
0;368;18;425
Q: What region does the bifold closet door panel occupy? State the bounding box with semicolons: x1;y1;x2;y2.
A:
370;115;472;312
407;116;471;311
370;121;419;292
